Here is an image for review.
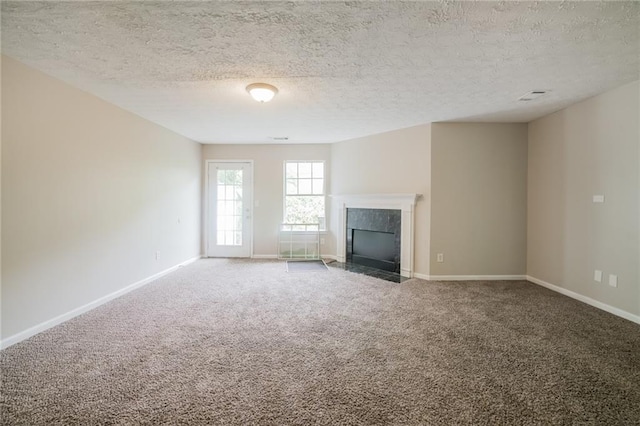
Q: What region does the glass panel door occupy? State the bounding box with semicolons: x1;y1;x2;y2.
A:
207;161;252;257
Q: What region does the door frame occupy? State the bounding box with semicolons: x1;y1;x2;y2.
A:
205;159;254;258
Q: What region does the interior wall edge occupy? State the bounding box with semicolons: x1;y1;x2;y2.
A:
527;275;640;326
0;255;202;350
1;56;203;339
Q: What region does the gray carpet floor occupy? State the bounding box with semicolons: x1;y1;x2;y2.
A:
286;259;329;273
2;259;640;425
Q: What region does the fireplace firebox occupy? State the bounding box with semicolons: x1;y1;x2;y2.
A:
346;208;401;273
352;229;396;271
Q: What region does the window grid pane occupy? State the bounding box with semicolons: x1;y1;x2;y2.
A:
298;179;312;195
312;162;324;178
312;179;323;194
286;179;298;195
286;162;298;179
298;162;312;178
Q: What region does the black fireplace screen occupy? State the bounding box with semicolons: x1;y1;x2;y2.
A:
352;229;396;272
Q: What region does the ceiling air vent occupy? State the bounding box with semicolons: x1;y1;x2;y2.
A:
518;90;547;101
271;136;289;141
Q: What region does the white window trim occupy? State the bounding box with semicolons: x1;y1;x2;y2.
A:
283;160;327;231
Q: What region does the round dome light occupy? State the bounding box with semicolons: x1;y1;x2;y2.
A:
246;83;278;102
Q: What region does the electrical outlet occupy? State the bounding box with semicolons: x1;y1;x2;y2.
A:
594;270;602;283
608;274;618;288
437;253;444;263
155;251;160;261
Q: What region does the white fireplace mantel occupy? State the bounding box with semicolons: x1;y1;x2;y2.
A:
331;193;421;278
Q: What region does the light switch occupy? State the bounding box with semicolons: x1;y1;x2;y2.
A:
594;270;602;283
592;195;605;203
608;274;618;288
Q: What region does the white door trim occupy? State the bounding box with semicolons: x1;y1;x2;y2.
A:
205;160;254;258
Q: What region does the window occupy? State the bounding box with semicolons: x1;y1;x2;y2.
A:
284;161;326;230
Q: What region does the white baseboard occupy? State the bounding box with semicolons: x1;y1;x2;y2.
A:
0;255;202;350
418;274;527;281
322;254;338;261
526;275;640;325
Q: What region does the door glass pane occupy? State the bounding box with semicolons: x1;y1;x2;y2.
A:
216;168;243;246
225;186;235;200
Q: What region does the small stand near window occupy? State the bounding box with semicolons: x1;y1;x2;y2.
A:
278;223;320;260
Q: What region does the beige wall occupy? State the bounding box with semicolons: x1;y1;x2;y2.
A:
3;55;635;344
330;124;431;275
0;56;3;335
528;80;639;316
1;56;202;340
202;144;332;256
430;123;528;276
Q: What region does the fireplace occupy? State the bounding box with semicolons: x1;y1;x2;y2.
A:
346;208;401;273
332;193;420;278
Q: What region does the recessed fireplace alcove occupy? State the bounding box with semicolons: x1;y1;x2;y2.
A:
346;208;401;273
332;194;421;278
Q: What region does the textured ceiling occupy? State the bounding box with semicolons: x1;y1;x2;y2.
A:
2;1;639;144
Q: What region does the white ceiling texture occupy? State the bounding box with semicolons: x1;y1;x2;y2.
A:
1;1;639;144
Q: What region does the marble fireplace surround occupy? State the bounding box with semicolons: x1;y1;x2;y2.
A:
332;194;421;278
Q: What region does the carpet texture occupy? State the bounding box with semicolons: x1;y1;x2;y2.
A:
286;260;328;273
2;259;640;425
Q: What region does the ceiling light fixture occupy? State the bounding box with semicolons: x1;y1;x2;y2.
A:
246;83;278;103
